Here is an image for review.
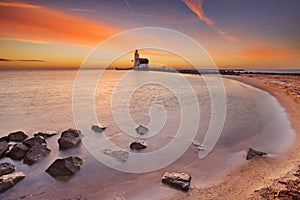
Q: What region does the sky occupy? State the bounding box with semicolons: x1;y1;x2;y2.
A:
0;0;299;69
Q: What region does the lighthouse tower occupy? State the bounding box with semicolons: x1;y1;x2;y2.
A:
134;50;140;68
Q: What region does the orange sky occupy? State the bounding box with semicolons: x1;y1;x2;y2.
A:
0;0;299;69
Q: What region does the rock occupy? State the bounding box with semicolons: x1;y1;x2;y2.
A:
91;125;106;133
0;136;9;142
102;149;129;162
246;148;267;160
0;141;9;157
6;143;29;160
23;136;46;148
46;156;83;177
162;172;191;191
58;128;81;149
0;162;15;176
8;131;28;142
34;132;57;139
129;141;147;150
0;172;25;193
135;125;149;135
23;143;51;165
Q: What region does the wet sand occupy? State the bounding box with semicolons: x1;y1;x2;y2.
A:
169;74;300;199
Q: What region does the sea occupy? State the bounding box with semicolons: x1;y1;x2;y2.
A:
0;69;295;199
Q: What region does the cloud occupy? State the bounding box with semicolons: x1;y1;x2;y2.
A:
0;2;40;8
182;0;236;42
0;1;119;45
124;0;134;14
0;58;45;62
70;8;96;13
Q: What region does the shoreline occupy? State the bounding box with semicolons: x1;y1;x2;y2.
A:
170;74;300;199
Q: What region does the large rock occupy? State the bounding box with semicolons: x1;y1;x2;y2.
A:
23;136;46;148
23;143;51;165
8;131;28;142
91;125;106;133
102;149;129;162
246;148;267;160
34;132;57;139
135;125;149;135
130;141;147;150
162;172;191;191
46;156;83;177
0;162;15;176
6;143;29;160
0;172;25;193
58;128;81;149
0;141;9;157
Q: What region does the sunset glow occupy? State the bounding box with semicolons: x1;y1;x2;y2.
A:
0;0;299;69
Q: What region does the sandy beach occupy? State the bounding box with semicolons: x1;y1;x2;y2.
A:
168;74;300;200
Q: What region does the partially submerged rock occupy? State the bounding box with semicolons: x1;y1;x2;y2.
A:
162;172;191;191
0;172;25;193
8;131;28;142
46;156;83;177
135;125;149;135
91;125;106;133
23;136;46;148
23;143;51;165
102;149;129;162
246;148;267;160
0;162;15;176
58;128;81;149
130;141;147;150
0;141;9;157
34;132;57;139
6;143;29;160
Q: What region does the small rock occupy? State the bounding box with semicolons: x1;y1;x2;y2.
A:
0;162;15;176
34;132;57;139
130;141;147;150
46;156;83;177
23;136;46;148
135;125;149;135
0;172;25;193
7;143;29;160
102;149;129;162
246;148;267;160
91;125;106;133
23;143;51;165
162;172;191;191
58;128;81;149
0;141;9;157
8;131;28;142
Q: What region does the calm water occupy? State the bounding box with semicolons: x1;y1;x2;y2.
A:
0;70;295;199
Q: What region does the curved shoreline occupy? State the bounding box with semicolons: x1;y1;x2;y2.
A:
170;75;300;199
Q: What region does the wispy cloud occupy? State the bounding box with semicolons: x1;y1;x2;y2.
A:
70;8;96;13
0;58;45;62
0;1;41;9
0;36;49;44
0;1;118;45
182;0;236;42
124;0;133;14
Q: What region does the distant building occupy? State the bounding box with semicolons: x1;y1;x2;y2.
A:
133;50;149;70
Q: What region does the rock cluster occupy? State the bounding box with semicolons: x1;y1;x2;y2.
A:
0;128;84;193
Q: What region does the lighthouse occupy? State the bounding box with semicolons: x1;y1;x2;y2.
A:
134;50;140;68
133;49;149;70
